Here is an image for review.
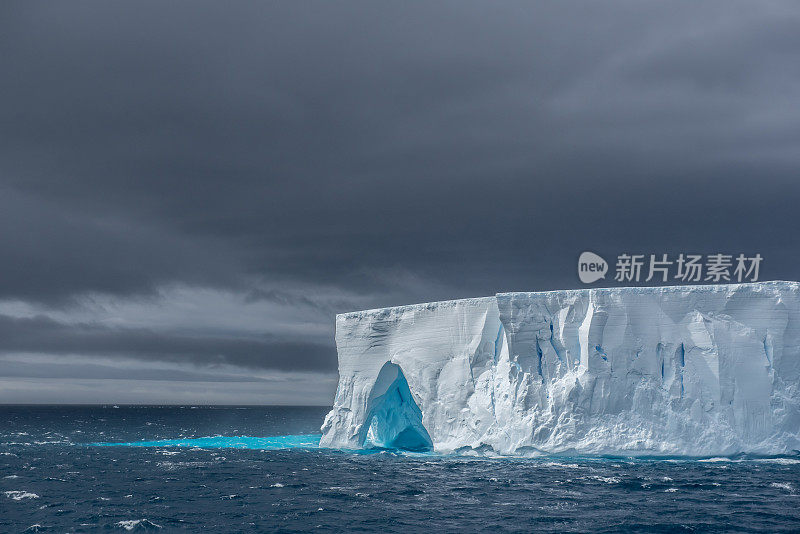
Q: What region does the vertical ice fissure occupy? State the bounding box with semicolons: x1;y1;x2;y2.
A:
321;282;800;456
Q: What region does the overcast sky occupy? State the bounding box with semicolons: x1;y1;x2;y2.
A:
1;1;799;404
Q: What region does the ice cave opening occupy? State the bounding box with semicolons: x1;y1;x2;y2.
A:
361;362;433;452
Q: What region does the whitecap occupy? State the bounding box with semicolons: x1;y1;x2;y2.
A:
541;462;582;469
116;519;162;531
759;458;800;465
270;483;284;488
587;475;621;484
5;491;40;500
770;482;793;491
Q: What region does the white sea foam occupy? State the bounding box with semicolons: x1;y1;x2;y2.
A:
116;519;163;530
587;475;621;484
770;482;793;491
5;491;40;500
758;458;800;465
541;462;582;469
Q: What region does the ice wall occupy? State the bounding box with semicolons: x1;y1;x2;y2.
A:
320;282;800;456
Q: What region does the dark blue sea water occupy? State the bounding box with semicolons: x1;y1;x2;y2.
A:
2;406;799;533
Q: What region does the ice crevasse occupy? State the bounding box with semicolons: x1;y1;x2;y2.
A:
320;281;800;456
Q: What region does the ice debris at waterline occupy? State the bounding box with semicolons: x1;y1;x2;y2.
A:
89;434;321;449
321;281;800;456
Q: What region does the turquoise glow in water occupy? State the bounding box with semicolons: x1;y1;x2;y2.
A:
4;407;800;532
89;433;321;449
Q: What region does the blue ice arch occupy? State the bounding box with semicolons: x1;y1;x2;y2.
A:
360;362;433;451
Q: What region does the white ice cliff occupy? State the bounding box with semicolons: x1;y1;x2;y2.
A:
320;282;800;456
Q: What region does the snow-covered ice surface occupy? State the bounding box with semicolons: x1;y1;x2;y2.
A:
321;281;800;456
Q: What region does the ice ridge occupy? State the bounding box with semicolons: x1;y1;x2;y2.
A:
321;282;800;456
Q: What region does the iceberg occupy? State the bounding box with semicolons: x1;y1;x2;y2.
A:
320;281;800;456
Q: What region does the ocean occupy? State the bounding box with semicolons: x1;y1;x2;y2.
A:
2;406;799;532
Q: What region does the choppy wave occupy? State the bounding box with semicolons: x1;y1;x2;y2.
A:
4;491;40;501
116;519;163;531
5;407;800;532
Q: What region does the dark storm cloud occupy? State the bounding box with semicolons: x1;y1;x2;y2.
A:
0;313;335;372
0;189;243;302
1;1;799;379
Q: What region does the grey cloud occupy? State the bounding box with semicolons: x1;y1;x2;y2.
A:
0;314;336;372
0;358;265;382
0;190;244;303
0;376;338;405
0;1;799;394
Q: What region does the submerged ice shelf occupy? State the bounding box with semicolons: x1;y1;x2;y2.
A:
89;435;322;449
321;282;800;456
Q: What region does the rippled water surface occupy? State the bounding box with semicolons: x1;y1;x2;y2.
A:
2;406;800;532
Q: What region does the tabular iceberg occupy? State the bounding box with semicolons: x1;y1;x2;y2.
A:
320;282;800;456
